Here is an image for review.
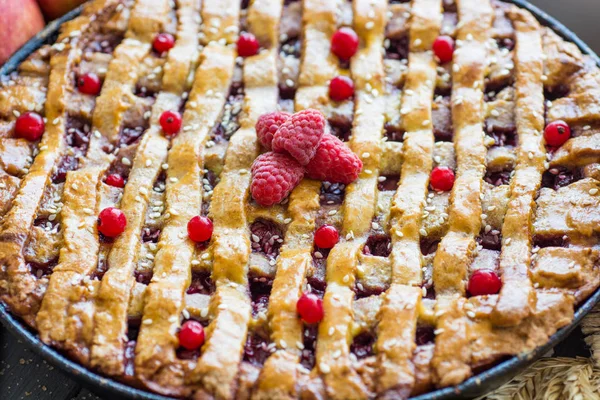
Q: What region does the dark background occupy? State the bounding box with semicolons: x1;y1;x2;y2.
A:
529;0;599;53
1;0;599;399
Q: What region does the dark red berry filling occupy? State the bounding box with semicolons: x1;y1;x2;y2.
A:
187;271;215;295
488;129;517;148
243;333;272;366
354;283;386;300
385;37;409;60
350;332;375;360
477;231;502;251
433;96;453;142
83;33;124;54
329;117;352;142
416;326;435;345
363;234;392;257
27;259;58;278
384;123;405;142
420;238;440;256
250;219;284;260
377;175;400;192
119;125;147;147
544;84;570;101
484;169;512;186
250;275;273;317
320;182;346;205
300;325;318;370
141;227;161;243
52;155;79;184
134;270;153;285
541;167;582;190
533;235;569;249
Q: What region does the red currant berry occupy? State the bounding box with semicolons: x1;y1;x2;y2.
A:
297;292;324;324
76;73;102;96
544;120;571;147
153;33;175;54
187;215;214;242
430;166;455;192
433;35;454;64
160;110;182;136
105;173;125;188
178;320;205;350
15;112;45;141
329;76;354;101
331;27;359;61
97;207;127;237
468;269;502;296
237;32;260;57
314;225;339;249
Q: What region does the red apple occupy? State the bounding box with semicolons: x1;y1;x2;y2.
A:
36;0;86;21
0;0;45;64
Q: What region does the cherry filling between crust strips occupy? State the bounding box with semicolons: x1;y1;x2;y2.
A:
153;32;175;54
331;27;359;60
237;32;260;57
468;269;502;296
179;320;205;350
160;110;182;136
97;207;127;237
314;225;339;249
544;120;571;147
15;111;45;141
297;292;324;324
187;215;214;243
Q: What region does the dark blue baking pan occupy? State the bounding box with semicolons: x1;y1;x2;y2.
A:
1;1;599;399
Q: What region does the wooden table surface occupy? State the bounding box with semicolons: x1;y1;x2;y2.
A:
0;1;598;399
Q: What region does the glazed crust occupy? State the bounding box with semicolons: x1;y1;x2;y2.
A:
0;0;599;399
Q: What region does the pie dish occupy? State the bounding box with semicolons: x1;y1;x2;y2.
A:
1;0;600;399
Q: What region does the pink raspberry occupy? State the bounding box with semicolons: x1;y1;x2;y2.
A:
251;152;304;206
305;134;362;184
272;109;325;165
255;111;291;150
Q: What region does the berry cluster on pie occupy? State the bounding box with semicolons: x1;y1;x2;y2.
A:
0;0;599;398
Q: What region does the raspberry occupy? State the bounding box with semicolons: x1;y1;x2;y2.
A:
251;152;304;206
272;109;325;165
256;111;291;150
305;134;362;184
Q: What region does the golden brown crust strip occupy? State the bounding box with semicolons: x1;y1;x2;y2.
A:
86;3;167;166
377;0;441;395
431;0;493;386
314;1;387;398
491;7;545;327
36;169;103;358
188;24;279;398
432;0;493;295
247;0;284;48
201;0;240;45
0;3;115;324
253;181;321;399
89;0;172;376
136;44;236;396
253;0;333;396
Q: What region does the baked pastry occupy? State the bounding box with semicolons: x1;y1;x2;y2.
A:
1;0;599;398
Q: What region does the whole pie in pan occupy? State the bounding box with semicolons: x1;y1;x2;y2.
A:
1;0;599;398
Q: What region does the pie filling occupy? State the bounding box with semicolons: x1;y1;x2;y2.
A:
0;0;599;398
